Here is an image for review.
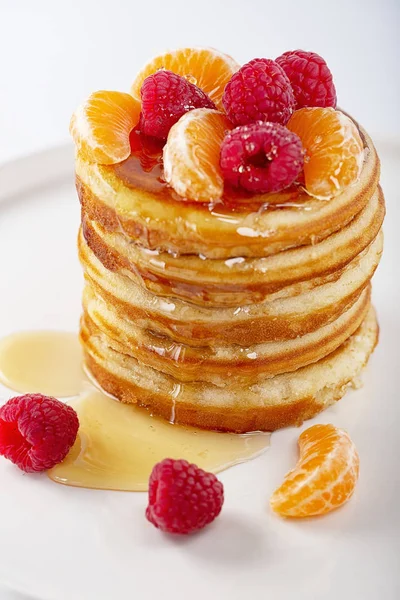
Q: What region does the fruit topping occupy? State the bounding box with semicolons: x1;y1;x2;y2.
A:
140;70;215;140
0;394;79;473
222;58;295;126
276;50;337;109
220;121;304;194
70;90;140;164
163;108;231;202
287;107;364;199
70;46;363;204
131;47;240;109
270;424;360;518
146;458;224;534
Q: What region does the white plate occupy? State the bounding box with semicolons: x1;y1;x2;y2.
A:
0;143;399;600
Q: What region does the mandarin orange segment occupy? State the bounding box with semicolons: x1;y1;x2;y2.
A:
270;424;360;518
287;107;364;200
131;47;240;109
163;108;232;202
70;91;140;165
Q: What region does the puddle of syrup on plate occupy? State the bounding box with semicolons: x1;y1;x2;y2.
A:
0;331;270;491
0;331;86;397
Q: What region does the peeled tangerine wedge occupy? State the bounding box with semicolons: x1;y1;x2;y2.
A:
287;107;364;200
164;108;232;202
70;91;140;165
270;424;360;518
131;47;240;109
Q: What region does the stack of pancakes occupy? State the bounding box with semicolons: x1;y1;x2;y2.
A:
76;123;384;432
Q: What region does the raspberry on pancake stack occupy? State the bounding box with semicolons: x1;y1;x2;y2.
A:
71;48;384;433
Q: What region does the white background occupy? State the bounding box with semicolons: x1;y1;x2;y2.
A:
0;0;399;165
0;2;398;599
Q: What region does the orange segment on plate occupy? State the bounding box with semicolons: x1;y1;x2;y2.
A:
270;424;360;518
163;108;231;202
287;107;364;200
70;91;140;165
131;47;240;109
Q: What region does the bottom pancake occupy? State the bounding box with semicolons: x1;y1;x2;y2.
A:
81;305;378;433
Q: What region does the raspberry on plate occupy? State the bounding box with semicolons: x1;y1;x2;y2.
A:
140;70;216;139
220;121;304;194
146;458;224;534
0;394;79;473
222;58;295;126
276;50;337;109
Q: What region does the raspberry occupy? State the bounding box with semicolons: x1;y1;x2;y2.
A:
222;58;295;127
140;70;216;139
220;121;304;194
276;50;337;109
0;394;79;473
146;458;224;535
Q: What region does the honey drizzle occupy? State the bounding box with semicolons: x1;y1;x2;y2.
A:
0;331;270;492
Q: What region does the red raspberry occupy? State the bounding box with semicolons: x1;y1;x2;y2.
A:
0;394;79;473
276;50;337;109
146;458;224;535
220;121;304;194
222;58;295;127
140;70;216;139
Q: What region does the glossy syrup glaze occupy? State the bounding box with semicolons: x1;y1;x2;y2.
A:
0;330;270;491
113;129;310;213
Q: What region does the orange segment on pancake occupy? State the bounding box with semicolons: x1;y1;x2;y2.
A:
70;91;140;165
163;108;232;202
287;107;364;200
270;424;360;517
130;47;240;109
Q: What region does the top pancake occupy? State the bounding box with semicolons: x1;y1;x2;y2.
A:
75;123;380;259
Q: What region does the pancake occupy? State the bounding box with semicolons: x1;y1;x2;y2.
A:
78;229;382;345
81;305;378;432
82;284;370;386
74;108;384;432
75;125;379;259
81;186;385;307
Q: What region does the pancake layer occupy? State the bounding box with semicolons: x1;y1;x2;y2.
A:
82;284;370;386
81;186;384;307
79;229;382;345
